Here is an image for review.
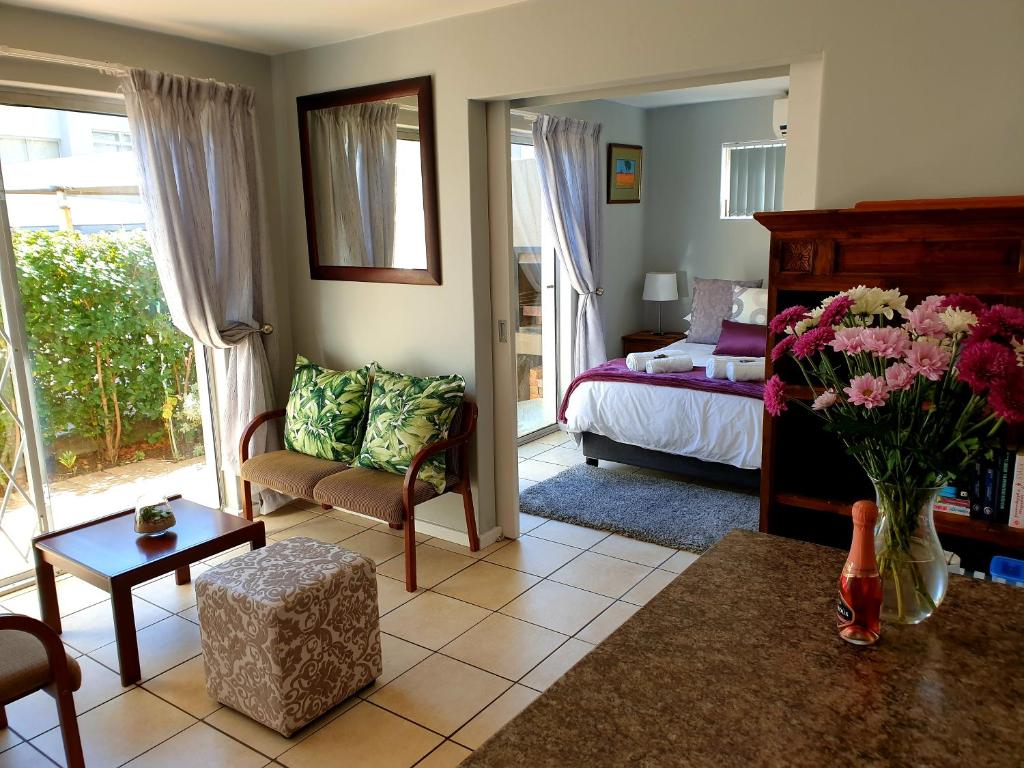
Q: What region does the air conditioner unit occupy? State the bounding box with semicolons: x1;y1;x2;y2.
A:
773;97;788;139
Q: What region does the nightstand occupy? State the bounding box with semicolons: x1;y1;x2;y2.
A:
621;330;686;356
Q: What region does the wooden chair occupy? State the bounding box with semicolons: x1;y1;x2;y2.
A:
239;400;480;592
0;614;85;768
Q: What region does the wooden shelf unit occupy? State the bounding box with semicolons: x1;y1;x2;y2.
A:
754;197;1024;561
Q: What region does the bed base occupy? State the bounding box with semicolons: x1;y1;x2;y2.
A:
581;432;761;492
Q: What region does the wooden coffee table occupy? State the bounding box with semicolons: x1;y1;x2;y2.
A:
32;496;265;686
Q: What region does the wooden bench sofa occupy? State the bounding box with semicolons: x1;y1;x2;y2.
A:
238;401;480;592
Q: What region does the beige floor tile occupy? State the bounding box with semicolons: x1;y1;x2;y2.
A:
122;721;265;768
178;605;200;624
414;741;471;768
258;504;321;534
621;569;678;606
360;633;433;696
380;592;489;650
338;529;406;565
132;565;209;613
369;654;509;736
591;534;676;567
275;516;364;544
442;613;565;681
31;687;195;768
203;543;252;567
576;601;641;645
372;522;431;542
324;508;376;527
204;699;355;760
0;743;51;767
516;442;550;460
520;638;594;692
3;656;126;739
501;580;612;636
529;520;608;549
433;561;539;610
90;614;201;680
483;535;580;577
59;597;171;654
517;460;567;483
516;514;545;533
533;446;586;468
143;655;219;718
518;478;537;492
531;431;571;447
377;574;420;615
278;701;441;768
425;537;510;561
661;550;701;574
2;577;108;619
0;727;21;752
378;544;474;589
452;684;539;750
549;551;653;599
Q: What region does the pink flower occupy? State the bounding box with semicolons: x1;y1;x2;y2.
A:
989;367;1024;424
861;327;911;359
811;390;838;411
971;304;1024;344
905;340;951;381
957;339;1017;394
764;375;788;416
940;294;986;316
884;362;915;391
918;295;946;313
769;305;809;335
843;374;890;409
818;295;855;328
830;327;869;355
792;326;836;359
903;304;947;338
771;335;796;362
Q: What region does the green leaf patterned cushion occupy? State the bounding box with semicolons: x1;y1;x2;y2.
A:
284;356;370;462
355;366;466;494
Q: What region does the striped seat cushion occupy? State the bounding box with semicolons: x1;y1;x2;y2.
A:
312;467;438;525
240;450;348;502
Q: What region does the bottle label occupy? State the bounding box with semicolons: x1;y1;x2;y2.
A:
837;593;854;628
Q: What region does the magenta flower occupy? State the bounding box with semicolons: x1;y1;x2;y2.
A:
861;327;911;359
792;326;836;359
811;389;838;411
830;327;869;355
764;375;788;416
957;339;1017;394
940;293;986;316
884;362;915;392
769;305;809;335
905;340;951;381
971;304;1024;344
771;335;796;362
843;373;890;409
903;304;947;338
989;367;1024;424
818;295;855;328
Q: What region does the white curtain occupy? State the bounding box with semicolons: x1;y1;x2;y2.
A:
121;69;282;511
309;103;398;267
533;115;607;376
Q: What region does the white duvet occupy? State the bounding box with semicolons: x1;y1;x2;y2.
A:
561;340;764;470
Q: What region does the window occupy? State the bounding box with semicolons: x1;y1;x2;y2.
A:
92;129;133;153
0;136;60;163
721;140;786;219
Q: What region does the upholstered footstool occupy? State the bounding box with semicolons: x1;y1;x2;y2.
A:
194;536;382;736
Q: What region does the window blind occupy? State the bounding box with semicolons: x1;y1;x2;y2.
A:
721;140;786;218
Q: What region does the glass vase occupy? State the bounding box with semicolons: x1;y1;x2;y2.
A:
871;480;948;625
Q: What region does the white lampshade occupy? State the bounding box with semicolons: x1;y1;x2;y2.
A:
642;272;679;302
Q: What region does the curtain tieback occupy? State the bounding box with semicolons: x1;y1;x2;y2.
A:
218;321;274;345
584;288;604;296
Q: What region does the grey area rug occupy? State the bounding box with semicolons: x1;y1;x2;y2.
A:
519;464;758;552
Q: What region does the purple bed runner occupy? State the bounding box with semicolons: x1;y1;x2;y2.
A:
557;357;765;423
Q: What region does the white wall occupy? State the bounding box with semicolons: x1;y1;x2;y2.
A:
643;96;777;328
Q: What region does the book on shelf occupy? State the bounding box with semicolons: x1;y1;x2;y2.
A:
962;448;1024;527
1010;450;1024;529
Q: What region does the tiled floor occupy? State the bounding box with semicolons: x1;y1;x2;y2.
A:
0;431;699;768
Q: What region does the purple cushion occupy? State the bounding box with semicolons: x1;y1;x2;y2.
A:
712;320;767;357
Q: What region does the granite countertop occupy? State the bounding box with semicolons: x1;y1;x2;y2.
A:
463;529;1024;768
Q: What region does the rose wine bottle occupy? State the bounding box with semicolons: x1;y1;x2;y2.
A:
837;500;882;645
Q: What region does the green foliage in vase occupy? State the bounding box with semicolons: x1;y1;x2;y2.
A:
284;356;371;462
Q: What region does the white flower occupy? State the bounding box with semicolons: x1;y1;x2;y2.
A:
812;389;838;411
1013;337;1024;367
940;307;978;336
844;285;907;320
789;305;823;336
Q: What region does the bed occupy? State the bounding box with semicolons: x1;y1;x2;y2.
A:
559;340;763;489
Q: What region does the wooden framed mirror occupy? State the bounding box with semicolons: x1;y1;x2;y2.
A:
297;76;441;285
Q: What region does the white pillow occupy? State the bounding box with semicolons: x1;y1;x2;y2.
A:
730;287;769;325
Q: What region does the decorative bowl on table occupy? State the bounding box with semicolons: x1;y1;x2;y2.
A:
134;495;176;536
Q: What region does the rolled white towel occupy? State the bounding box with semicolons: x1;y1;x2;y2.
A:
625;350;688;372
705;355;759;379
645;355;693;374
726;359;765;382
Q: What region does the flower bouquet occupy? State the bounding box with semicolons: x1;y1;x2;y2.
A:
766;287;1023;623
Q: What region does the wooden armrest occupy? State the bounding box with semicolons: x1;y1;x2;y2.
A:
0;614;77;689
403;402;477;502
239;408;287;464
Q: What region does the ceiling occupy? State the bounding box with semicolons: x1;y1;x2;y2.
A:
4;0;530;54
609;76;790;109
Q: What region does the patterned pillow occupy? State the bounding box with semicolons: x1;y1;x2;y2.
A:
355;366;466;494
730;286;769;325
284;356;370;462
687;277;764;344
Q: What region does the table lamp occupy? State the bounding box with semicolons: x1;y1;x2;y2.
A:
643;272;678;334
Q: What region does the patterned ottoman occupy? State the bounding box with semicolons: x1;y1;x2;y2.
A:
194;536;382;736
